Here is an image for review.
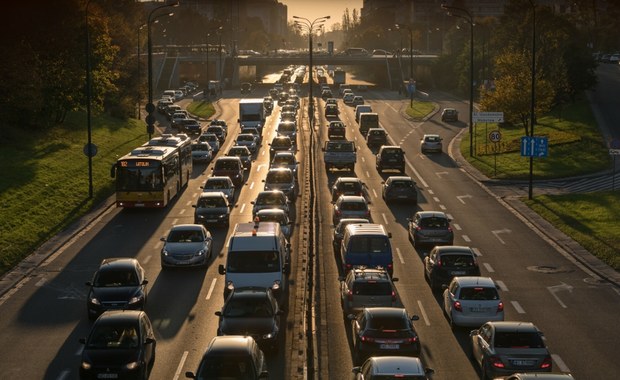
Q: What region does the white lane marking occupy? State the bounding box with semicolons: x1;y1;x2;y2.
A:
173;351;189;380
472;247;482;256
453;223;462;231
552;354;571;373
439;204;446;210
382;213;389;225
172;218;179;225
491;229;511;244
462;235;471;242
395;248;405;264
495;280;508;291
511;301;526;314
406;160;429;188
417;300;431;326
436;171;448;178
361;156;365;163
153;241;162;250
186;200;192;206
547;283;573;308
35;277;46;287
56;370;70;380
240;204;246;214
206;278;217;300
250;182;255;190
143;255;152;264
483;263;494;273
366;171;370;178
457;194;472;204
372;189;378;198
179;209;186;215
433;197;440;202
428;189;434;195
446;213;454;220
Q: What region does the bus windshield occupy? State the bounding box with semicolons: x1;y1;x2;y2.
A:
116;166;163;192
227;251;281;273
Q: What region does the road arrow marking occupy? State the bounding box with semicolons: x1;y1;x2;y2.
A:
547;282;573;308
457;194;472;204
491;229;511;244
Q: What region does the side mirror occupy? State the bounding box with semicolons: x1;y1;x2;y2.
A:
387;232;392;238
185;371;197;379
215;311;222;317
392;277;399;282
218;264;226;275
79;338;86;344
142;280;149;285
192;205;197;208
470;329;479;337
411;315;420;321
442;284;448;290
145;337;155;344
85;281;92;286
160;237;166;242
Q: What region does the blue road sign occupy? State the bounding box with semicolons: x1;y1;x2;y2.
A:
520;136;548;157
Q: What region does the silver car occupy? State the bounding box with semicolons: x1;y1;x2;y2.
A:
420;134;443;153
198;133;220;153
443;276;504;328
270;151;298;179
201;176;235;203
251;190;290;217
263;168;297;202
332;195;372;225
191;142;213;164
255;209;292;240
470;321;552;379
227;145;253;170
160;224;213;269
339;267;399;316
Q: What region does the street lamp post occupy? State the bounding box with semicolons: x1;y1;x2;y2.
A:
528;0;536;199
395;24;414;107
205;26;223;99
293;15;330;128
85;0;96;199
442;4;474;157
147;1;179;139
137;23;147;120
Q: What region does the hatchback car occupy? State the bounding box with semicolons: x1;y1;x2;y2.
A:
270;151;298;179
443;276;504;328
340;267;399;316
197;132;220;153
193;191;231;228
441;108;458;122
86;258;148;320
209;119;228;132
366;128;388;147
321;89;333;100
424;246;481;290
325;103;340;117
351;95;365;106
352;356;434;380
215;287;283;352
251;190;290;217
205;125;227;144
185;336;269;379
263;167;297;201
227;145;253;170
376;146;405;174
235;133;259;153
407;211;454;248
332;195;372;225
79;310;156;380
420;134;443;154
382;176;418;203
276;121;297;144
269;135;294;160
201;176;235;203
190;142;213;164
160;224;213;269
255;208;292;239
331;177;367;202
343;92;356;105
212;156;244;186
328;120;346;139
332;218;370;253
471;321;552;379
349;307;421;365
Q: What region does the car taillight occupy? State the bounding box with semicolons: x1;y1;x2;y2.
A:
453;300;462;312
347;290;353;301
489;356;505;369
497;301;504;312
540;356;552;369
346;263;352;271
335;210;341;216
415;226;423;231
365;210;370;217
448;226;453;232
406;336;418;343
436;259;442;268
391;291;397;302
361;335;375;342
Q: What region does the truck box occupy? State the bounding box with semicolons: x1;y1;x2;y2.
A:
238;98;266;135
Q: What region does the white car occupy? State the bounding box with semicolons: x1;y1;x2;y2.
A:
420;134;443;153
201;176;235;203
442;276;504;328
343;92;355;105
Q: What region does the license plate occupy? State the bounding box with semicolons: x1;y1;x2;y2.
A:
135;203;145;207
207;219;218;223
388;159;397;163
512;360;535;366
97;374;118;379
469;307;482;312
379;344;399;350
398;195;408;198
451;271;466;275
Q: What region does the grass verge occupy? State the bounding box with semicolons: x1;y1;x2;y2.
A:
405;100;435;120
0;112;149;276
187;100;216;119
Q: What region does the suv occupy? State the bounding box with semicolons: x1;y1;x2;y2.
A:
441;108;458;122
376;146;405;174
424;246;480;290
263;168;297;202
212;156;244;186
339;267;399;316
185;336;269;379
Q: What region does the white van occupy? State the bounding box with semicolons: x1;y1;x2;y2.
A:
218;221;291;302
355;105;373;123
359;112;379;136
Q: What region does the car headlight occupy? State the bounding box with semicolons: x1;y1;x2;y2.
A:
197;249;206;256
128;296;142;305
81;361;92;370
162;249;169;256
272;280;281;291
89;297;100;305
196;215;205;220
124;362;139;370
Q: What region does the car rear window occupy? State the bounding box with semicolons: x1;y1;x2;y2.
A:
459;287;499;300
494;332;545;349
441;254;475;267
368;316;408;330
348;237;390;254
353;282;392;295
341;201;367;211
419;217;448;228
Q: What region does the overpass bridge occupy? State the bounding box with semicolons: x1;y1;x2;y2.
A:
151;47;438;92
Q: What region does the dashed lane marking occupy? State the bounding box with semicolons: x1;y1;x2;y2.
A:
483;263;494;273
511;300;526;314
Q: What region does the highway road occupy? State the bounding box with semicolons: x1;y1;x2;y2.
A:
0;72;618;379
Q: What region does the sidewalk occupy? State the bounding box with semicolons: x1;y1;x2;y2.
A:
449;128;620;287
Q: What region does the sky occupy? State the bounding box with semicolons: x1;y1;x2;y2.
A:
281;0;363;31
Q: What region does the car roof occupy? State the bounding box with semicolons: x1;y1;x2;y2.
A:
273;151;295;158
345;223;387;236
206;176;232;183
489;321;539;333
257;190;285;197
198;191;227;199
387;176;413;182
337;218;370;226
379;145;402;151
350;267;391;280
95;310;144;324
338;195;367;203
432;246;473;255
336;177;362;183
204;336;257;356
256;208;287;217
229;287;271;298
99;257;140;270
423;134;441;138
416;211;448;218
367;356;425;375
506;374;574;380
364;307;407;318
170;224;204;232
451;276;495;287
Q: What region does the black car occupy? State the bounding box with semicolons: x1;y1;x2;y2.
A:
209;119;228;133
215;287;283;351
424;246;480;290
86;258;148;320
185;336;269;379
205;125;227;144
269;135;294;160
193;191;231;227
349;307;421;365
181;119;202;136
376;145;405;174
382;176;418;203
79;310;156;380
325;104;339;117
328;121;346;139
331;177;367;202
241;82;253;94
366;128;388;147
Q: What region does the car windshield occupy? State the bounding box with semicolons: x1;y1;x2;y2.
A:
256;194;284;205
215;160;239;170
258;214;287;225
197;356;255;380
167;230;204;243
383;149;403;158
279;123;295;132
192;144;210;152
197;197;227;208
368;315;408;331
87;324;140;349
227;251;281;273
205;180;229;189
340;182;362;192
94;269;138;287
494;332;545;349
391;181;414;188
328;142;354;152
228;148;248;156
459;287;499;300
340;201;367;211
237;135;254;142
272;139;291;148
419;217;448;228
266;171;293;183
200;134;217;142
223;297;273;317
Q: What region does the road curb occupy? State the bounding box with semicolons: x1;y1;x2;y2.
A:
448;128;620;287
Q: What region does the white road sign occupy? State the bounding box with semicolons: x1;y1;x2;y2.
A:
473;112;504;123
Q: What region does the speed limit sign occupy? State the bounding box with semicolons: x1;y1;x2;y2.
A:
489;130;501;142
